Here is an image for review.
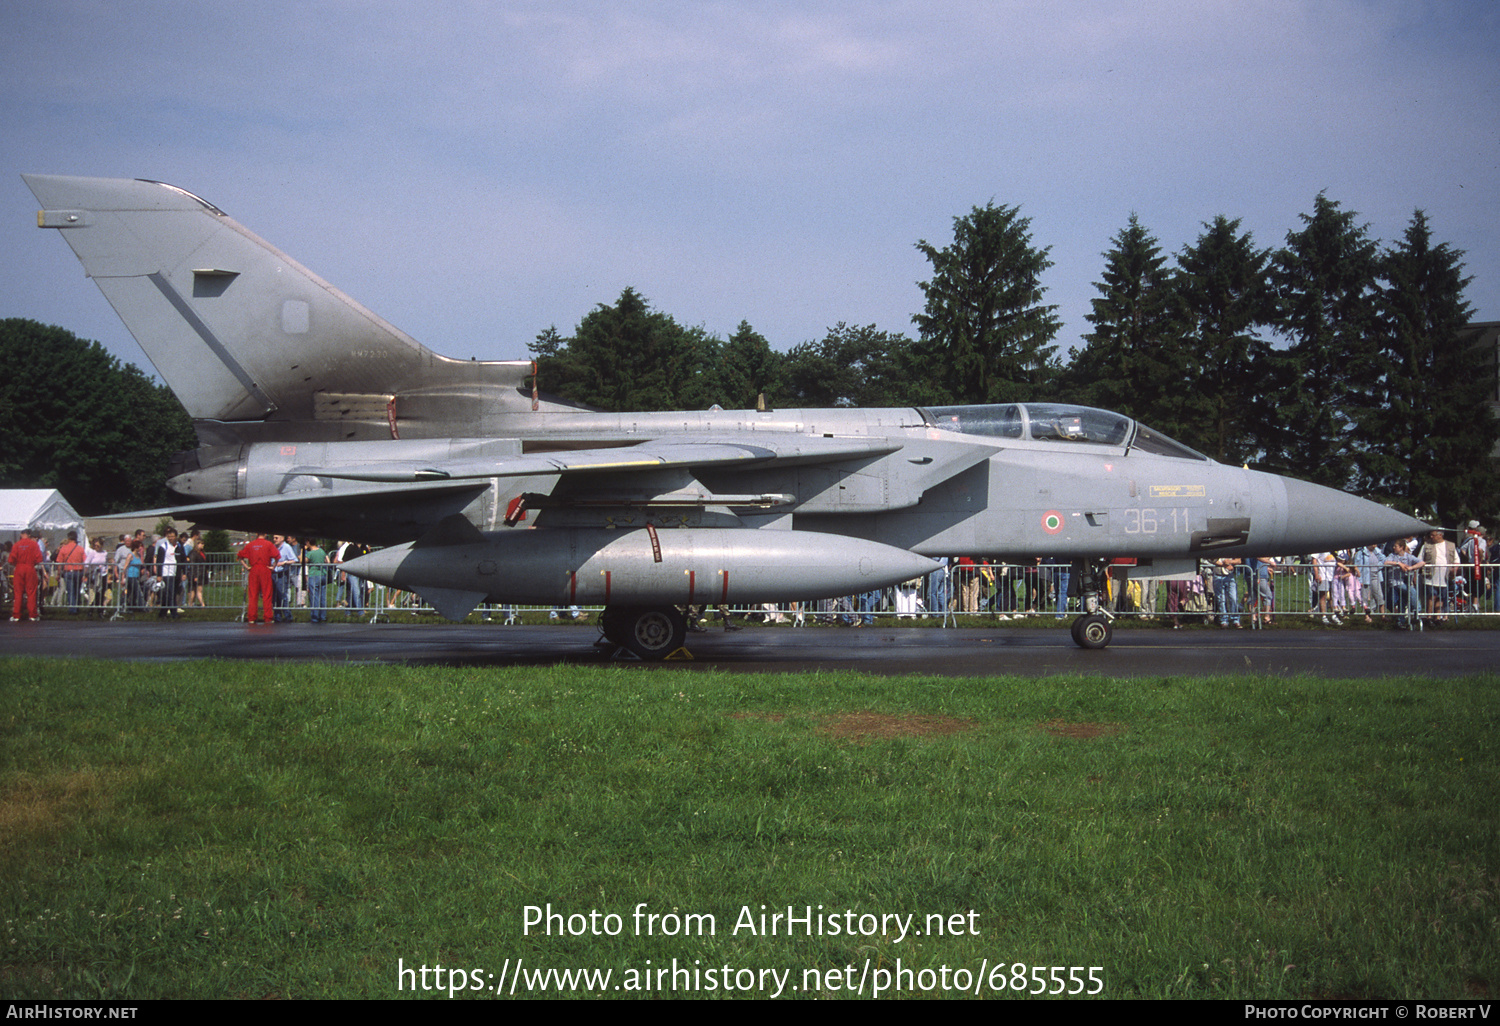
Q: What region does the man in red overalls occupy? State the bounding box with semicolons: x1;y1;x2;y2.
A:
9;528;43;621
238;532;279;625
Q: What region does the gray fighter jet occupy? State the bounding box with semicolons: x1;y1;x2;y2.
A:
24;175;1427;656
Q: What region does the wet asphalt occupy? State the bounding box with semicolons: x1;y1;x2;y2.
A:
2;616;1496;677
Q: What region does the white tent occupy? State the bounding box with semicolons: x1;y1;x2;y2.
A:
0;489;87;550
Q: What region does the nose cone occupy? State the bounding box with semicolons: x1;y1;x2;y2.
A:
340;544;410;587
1274;476;1428;553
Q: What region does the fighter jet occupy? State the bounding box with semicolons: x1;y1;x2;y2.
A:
23;175;1428;657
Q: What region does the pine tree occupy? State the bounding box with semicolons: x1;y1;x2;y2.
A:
913;202;1061;404
1175;216;1276;464
1066;215;1192;438
1265;194;1380;489
1360;210;1498;524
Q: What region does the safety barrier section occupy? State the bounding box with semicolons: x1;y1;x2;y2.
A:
9;556;1497;626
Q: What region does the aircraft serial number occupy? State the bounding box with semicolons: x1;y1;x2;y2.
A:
1121;507;1192;534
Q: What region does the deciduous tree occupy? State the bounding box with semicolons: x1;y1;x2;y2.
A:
711;321;784;409
0;319;195;514
528;288;716;412
782;324;927;408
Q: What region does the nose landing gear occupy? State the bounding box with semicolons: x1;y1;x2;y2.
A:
1070;612;1113;649
1068;559;1115;650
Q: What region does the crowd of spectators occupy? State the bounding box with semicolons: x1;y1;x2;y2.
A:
1;529;373;624
4;522;1493;629
1124;523;1490;631
723;522;1493;630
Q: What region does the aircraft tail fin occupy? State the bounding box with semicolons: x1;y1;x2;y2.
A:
24;174;536;441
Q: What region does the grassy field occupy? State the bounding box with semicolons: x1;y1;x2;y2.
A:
1;658;1495;1000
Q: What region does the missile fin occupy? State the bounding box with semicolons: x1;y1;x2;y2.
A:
413;587;487;622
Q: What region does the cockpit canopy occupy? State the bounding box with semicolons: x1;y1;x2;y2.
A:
919;403;1211;461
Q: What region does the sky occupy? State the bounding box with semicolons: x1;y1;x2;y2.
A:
3;0;1497;381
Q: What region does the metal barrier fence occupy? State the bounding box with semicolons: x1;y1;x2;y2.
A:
7;555;1497;626
1087;561;1497;630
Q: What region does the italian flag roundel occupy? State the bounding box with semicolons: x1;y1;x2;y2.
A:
1042;511;1064;534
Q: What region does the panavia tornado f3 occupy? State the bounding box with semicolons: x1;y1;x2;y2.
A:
24;174;1428;657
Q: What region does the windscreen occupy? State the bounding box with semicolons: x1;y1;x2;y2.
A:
1129;422;1210;461
1021;404;1132;445
921;403;1129;445
920;403;1210;460
921;404;1023;439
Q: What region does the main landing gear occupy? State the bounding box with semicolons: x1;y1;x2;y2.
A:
599;605;688;660
1068;559;1114;650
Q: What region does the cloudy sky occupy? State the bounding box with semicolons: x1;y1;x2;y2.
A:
3;0;1496;380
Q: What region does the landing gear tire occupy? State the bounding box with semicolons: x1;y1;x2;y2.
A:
606;606;687;660
600;607;631;647
1071;613;1112;650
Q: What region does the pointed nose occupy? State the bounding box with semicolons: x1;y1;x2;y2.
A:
1273;476;1428;553
340;544;411;587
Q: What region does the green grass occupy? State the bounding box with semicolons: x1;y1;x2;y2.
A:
1;659;1495;999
